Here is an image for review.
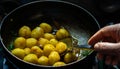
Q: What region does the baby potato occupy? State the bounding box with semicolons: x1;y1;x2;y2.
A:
44;33;55;40
39;23;52;33
43;44;55;56
38;56;49;65
48;51;60;65
49;39;58;46
64;52;76;63
38;38;49;48
31;46;43;57
56;28;70;40
23;54;38;64
24;48;31;55
12;48;25;59
31;27;44;39
56;42;67;54
26;38;37;48
14;37;26;49
53;61;66;67
19;26;31;38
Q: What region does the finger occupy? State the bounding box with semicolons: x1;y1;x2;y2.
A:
102;37;115;43
94;42;120;55
88;25;114;45
88;29;105;45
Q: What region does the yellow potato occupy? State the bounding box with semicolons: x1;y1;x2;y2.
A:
26;38;37;48
31;27;44;39
53;61;66;67
38;56;49;65
56;42;67;54
39;23;52;33
44;33;55;40
24;48;31;55
31;46;43;57
64;52;76;63
49;39;58;46
11;21;79;66
56;28;70;40
48;51;60;65
43;44;55;56
19;26;31;38
14;37;26;49
38;38;49;48
23;54;38;64
12;48;25;59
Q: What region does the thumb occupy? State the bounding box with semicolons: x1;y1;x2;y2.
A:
94;42;120;54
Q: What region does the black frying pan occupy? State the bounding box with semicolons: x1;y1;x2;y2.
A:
0;0;100;69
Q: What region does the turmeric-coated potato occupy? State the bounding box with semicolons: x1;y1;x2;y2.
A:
19;26;31;38
11;22;78;66
24;48;31;55
53;61;66;67
31;46;43;57
31;27;44;39
56;28;70;40
64;52;76;63
49;39;58;46
26;38;37;48
14;37;26;49
38;38;49;48
44;33;55;40
38;56;49;65
56;42;67;54
23;54;38;64
39;23;52;33
12;48;25;59
48;51;60;65
43;44;55;56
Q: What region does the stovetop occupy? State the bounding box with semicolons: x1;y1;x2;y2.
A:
0;0;120;69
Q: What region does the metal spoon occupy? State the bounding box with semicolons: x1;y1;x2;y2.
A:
74;44;92;49
60;37;93;50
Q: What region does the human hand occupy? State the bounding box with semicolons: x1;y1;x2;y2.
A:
88;23;120;65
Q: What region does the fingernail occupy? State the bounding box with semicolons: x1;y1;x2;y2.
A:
94;44;99;49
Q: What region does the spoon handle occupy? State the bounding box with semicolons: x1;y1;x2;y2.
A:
74;44;93;49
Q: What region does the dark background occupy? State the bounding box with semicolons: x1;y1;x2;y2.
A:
0;0;120;27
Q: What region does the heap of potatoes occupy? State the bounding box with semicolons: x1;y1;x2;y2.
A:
11;22;77;67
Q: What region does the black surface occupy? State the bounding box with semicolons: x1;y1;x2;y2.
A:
0;0;120;26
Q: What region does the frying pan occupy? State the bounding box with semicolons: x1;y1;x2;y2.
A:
0;0;100;69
